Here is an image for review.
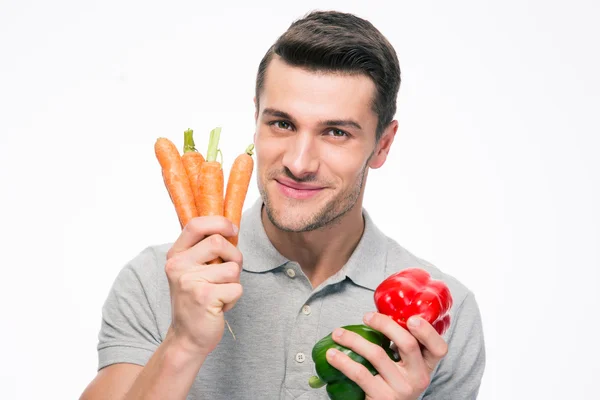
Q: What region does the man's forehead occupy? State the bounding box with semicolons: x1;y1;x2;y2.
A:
259;57;377;121
262;57;375;91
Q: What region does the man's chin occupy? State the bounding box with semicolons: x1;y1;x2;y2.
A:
262;201;316;232
264;206;305;232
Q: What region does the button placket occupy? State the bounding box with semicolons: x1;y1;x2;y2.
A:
284;293;326;392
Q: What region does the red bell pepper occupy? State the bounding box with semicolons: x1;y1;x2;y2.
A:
374;268;453;335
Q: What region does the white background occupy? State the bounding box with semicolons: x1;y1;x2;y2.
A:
1;0;598;398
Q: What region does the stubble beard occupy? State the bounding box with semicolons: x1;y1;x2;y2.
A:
258;164;369;233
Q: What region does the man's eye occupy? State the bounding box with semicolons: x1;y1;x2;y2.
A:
272;121;292;130
327;129;348;137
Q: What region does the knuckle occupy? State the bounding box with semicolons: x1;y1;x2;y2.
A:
232;283;244;299
403;337;420;353
228;263;242;281
176;273;192;292
372;345;389;363
164;256;182;277
184;217;202;235
232;250;244;267
416;373;431;391
220;263;238;282
349;365;369;383
208;234;225;252
192;282;211;304
436;341;449;358
166;248;176;260
398;386;414;398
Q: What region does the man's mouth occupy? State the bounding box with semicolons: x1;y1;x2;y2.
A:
274;178;324;200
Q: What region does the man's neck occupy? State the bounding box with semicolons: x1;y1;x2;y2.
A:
261;204;365;288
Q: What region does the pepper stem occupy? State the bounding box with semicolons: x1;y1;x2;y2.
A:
183;128;197;153
308;375;326;389
245;144;254;156
206;127;222;162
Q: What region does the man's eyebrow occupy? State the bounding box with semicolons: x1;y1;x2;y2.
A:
321;119;363;131
262;108;363;130
262;108;293;120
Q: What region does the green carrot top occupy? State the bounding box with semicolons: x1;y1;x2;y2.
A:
183;128;198;153
206;126;222;163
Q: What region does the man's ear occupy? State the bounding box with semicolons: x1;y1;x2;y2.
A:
253;96;258;122
253;97;258;143
368;120;398;169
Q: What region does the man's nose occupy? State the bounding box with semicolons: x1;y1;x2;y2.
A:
281;131;319;179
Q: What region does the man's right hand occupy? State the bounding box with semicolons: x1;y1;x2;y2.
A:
164;216;244;358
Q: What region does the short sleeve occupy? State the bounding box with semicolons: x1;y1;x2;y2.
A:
96;247;163;371
422;292;486;399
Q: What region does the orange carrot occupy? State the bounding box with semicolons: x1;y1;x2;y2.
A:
224;144;254;246
197;127;225;264
181;128;205;214
154;137;198;228
197;127;224;217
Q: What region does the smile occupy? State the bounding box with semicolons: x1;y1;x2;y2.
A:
275;179;324;200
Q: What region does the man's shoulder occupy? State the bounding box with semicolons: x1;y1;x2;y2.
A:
117;243;172;284
382;235;475;309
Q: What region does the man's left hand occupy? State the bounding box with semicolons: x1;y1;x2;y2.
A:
326;312;448;400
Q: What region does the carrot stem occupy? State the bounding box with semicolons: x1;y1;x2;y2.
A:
245;144;254;156
183;128;198;153
225;320;236;340
206;127;222;163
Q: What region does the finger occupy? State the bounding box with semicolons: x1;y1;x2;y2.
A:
168;216;238;258
186;234;243;266
330;327;405;388
180;262;242;286
364;312;425;370
191;282;244;315
406;316;449;372
325;347;391;398
212;283;244;312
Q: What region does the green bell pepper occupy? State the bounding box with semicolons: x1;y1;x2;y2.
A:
308;324;399;400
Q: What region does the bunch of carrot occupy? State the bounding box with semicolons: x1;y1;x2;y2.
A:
154;127;254;247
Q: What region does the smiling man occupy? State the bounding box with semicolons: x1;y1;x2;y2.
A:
81;10;485;400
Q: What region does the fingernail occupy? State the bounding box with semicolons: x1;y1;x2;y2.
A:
364;312;374;323
408;316;421;328
232;224;239;234
327;348;338;359
332;328;344;339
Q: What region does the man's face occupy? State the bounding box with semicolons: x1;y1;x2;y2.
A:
254;57;394;232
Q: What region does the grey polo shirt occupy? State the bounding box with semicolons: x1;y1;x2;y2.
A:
97;197;485;399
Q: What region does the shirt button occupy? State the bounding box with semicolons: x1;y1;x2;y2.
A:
302;305;311;315
286;268;296;278
295;352;306;363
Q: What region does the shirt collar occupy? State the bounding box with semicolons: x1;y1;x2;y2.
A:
338;209;388;291
237;197;388;291
238;197;289;272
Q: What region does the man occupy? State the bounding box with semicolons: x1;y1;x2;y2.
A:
80;10;485;400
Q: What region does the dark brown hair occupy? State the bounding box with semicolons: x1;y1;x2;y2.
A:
255;10;401;141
